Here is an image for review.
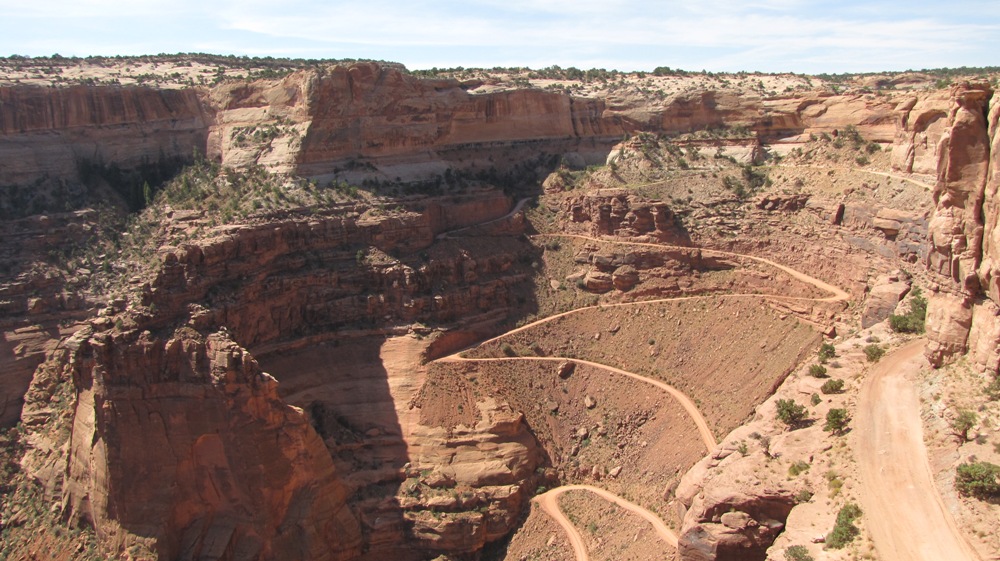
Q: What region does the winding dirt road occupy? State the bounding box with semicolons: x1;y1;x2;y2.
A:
534;484;679;560
534;234;849;303
855;339;983;561
780;163;936;190
431;233;854;561
443;355;717;451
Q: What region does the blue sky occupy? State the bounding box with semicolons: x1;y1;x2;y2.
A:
2;0;998;73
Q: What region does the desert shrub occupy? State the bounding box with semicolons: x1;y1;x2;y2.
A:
863;344;885;362
955;461;1000;499
785;545;814;561
826;503;862;549
808;364;828;378
855;154;870;166
951;409;978;442
818;343;836;363
821;379;845;394
984;375;1000;400
776;399;807;427
794;489;814;503
788;460;810;477
889;287;927;334
824;408;850;435
811;393;821;406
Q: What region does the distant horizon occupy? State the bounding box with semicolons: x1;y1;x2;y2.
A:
2;1;998;75
4;51;1000;78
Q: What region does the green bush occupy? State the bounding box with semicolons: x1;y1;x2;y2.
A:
955;462;1000;499
863;344;885;362
811;393;822;406
824;408;850;435
889;287;927;334
788;460;810;477
818;343;836;363
951;410;978;442
785;545;814;561
826;503;862;549
821;379;845;394
808;364;828;378
777;399;807;427
985;376;1000;400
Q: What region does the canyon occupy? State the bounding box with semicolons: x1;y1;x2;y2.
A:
0;55;998;561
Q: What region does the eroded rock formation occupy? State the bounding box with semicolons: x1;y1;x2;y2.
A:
22;327;362;561
922;83;1000;371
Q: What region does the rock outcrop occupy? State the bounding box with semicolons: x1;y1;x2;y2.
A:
922;83;1000;370
565;190;689;243
12;188;544;560
677;486;795;561
22;327;362;561
891;90;952;175
0;63;946;219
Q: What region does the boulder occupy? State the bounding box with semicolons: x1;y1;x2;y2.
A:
583;270;614;293
861;274;910;328
557;361;575;379
612;265;640;291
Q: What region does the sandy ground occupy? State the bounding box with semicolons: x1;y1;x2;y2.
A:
447;355;716;452
435;234;850;561
855;338;983;561
535;484;678;561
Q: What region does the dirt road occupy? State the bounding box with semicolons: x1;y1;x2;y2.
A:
855;338;983;561
446;355;717;451
431;233;854;561
533;234;850;303
534;484;679;561
780;163;936;190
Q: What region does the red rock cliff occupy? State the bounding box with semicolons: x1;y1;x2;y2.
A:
0;85;208;186
22;326;362;561
922;83;1000;371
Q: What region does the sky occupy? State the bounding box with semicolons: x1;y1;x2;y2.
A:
1;0;998;74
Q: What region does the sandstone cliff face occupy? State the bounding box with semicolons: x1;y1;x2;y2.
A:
922;83;998;370
22;327;362;561
0;210;99;425
564;190;689;243
13;190;543;560
891;91;952;175
0;63;940;214
761;93;900;142
145;190;521;349
0;85;208;215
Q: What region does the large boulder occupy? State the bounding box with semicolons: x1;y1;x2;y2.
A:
678;486;796;561
861;273;910;328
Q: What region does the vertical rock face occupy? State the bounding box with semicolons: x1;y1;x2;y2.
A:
565;190;689;243
13;194;540;560
891;91;952;175
22;327;362;561
977;97;1000;304
924;83;999;371
926;84;991;286
0;85;208;188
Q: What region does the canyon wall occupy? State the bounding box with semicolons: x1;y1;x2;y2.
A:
0;62;932;213
0;85;209;216
923;82;1000;372
22;327;362;561
16;190;545;560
